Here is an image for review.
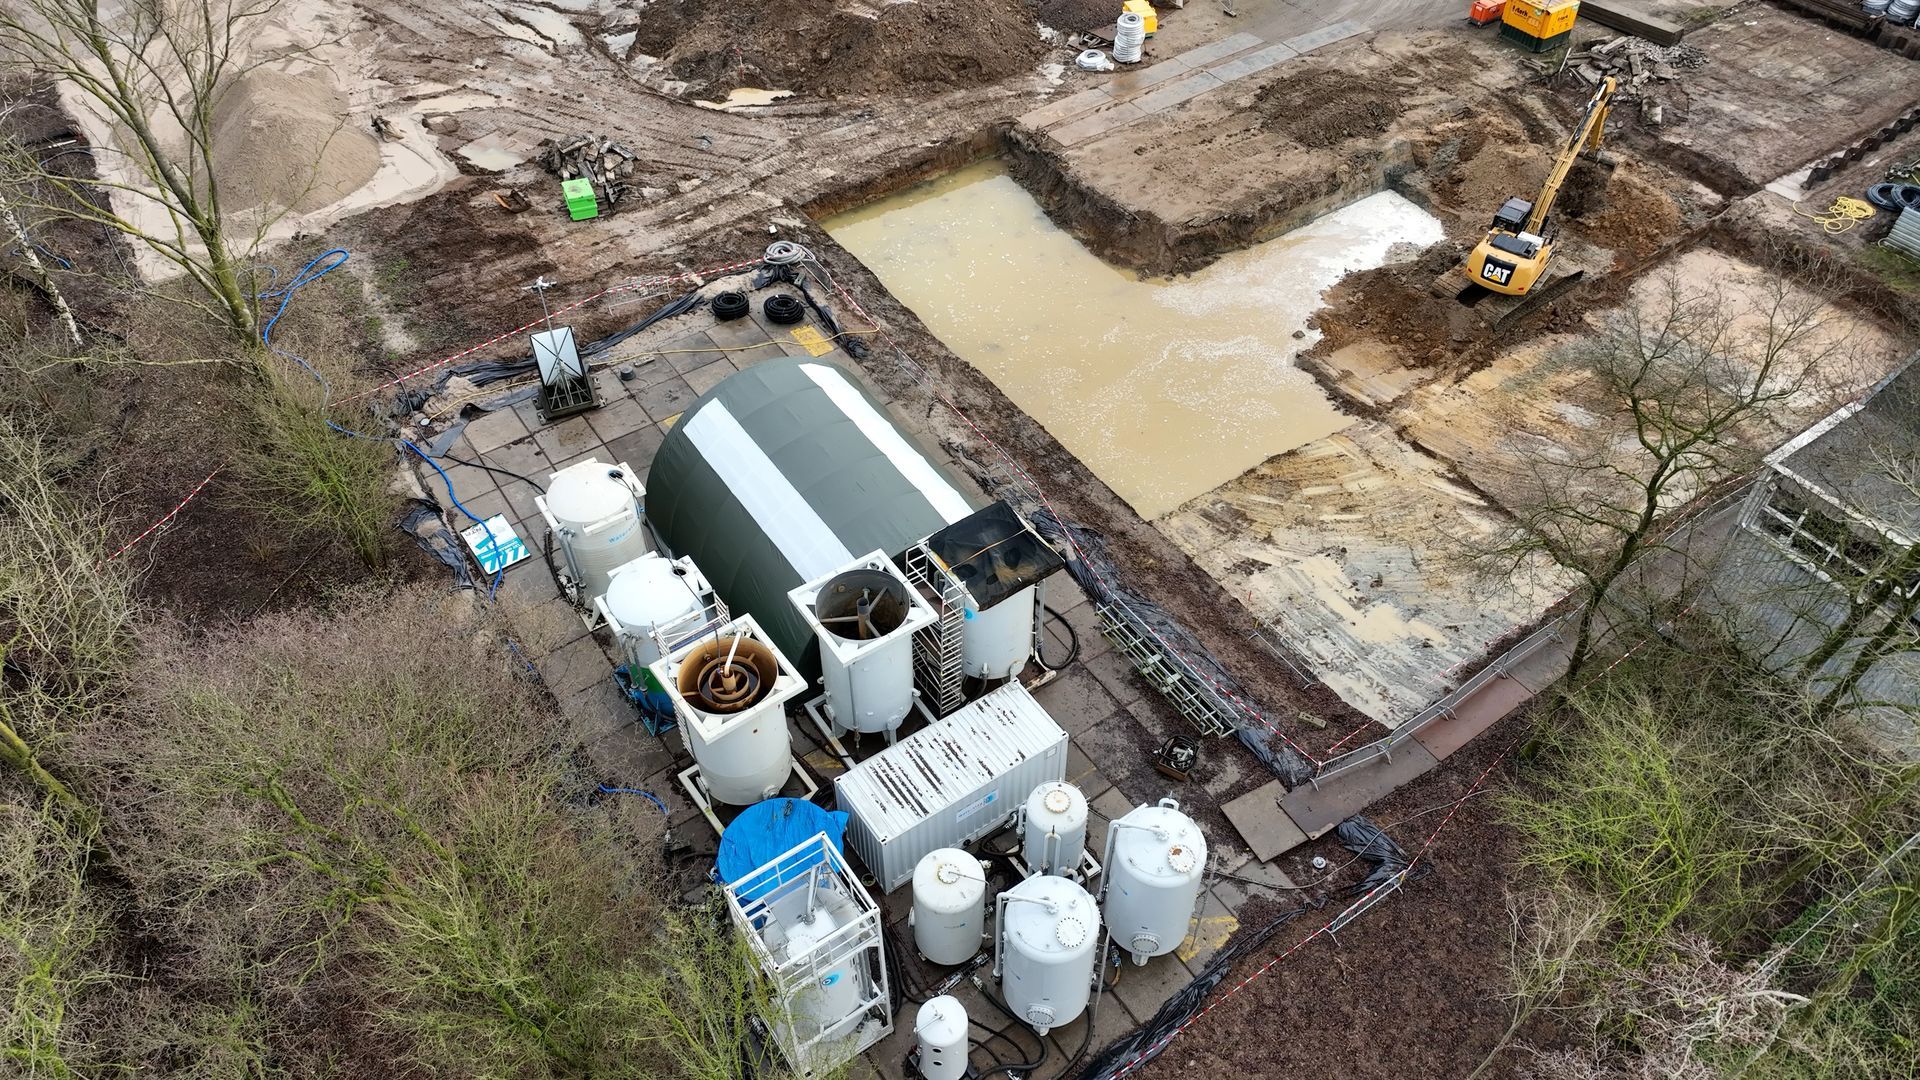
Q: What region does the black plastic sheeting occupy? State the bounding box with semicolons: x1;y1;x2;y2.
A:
924;500;1066;611
399;501;473;589
393;286;707;415
1028;505;1313;786
1076;901;1318;1080
1337;814;1423;896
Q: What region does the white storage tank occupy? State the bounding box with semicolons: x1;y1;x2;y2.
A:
910;849;986;966
596;553;721;673
649;614;803;806
996;873;1099;1035
962;584;1038;681
1102;797;1208;966
725;834;891;1077
914;996;968;1080
1021;780;1088;877
791;551;936;735
537;458;648;606
778;887;871;1042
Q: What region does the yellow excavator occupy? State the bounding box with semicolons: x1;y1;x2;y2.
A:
1465;76;1618;297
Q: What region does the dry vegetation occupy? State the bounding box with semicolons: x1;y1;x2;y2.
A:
1484;629;1920;1080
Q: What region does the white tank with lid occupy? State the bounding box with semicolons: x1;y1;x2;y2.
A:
1021;780;1088;877
1102;797;1208;965
913;995;969;1080
996;873;1099;1035
911;848;986;966
537;458;648;604
596;553;713;672
961;584;1036;680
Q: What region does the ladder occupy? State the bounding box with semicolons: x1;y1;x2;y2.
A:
902;543;967;716
1097;602;1236;737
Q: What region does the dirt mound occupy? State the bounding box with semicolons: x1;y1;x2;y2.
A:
210;68;379;214
1256;71;1401;149
1571;167;1682;265
1035;0;1118;32
633;0;1051;98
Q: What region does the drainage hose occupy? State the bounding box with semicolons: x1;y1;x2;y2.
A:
763;293;805;325
1037;604;1080;671
711;290;749;320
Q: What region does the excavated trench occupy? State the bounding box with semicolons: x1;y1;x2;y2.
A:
821;155;1445;519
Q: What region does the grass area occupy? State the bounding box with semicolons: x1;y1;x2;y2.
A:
1860;246;1920;295
0;405;806;1077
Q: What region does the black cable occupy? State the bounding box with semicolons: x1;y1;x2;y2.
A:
973;985;1049;1080
438;450;546;495
542;528;568;600
1037;604;1080;671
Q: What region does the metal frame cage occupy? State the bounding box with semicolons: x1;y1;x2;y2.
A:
723;834;891;1077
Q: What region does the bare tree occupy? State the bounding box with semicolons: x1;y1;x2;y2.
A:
0;0;307;342
1485;268;1855;677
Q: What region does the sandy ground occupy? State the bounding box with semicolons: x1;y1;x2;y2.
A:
1159;421;1573;725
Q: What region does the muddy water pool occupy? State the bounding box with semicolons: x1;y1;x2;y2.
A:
827;159;1445;517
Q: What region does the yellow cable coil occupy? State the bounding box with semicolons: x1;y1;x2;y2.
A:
1794;196;1876;234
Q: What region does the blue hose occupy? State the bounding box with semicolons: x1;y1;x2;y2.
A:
598;785;669;814
257;250;503;599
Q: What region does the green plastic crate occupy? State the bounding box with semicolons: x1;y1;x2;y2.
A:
561;178;599;221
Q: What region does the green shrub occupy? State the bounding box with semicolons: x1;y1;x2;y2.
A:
229;360;398;569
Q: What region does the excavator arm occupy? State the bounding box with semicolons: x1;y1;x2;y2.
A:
1524;76;1618;235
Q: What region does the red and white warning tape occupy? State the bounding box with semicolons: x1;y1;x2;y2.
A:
102;465;222;564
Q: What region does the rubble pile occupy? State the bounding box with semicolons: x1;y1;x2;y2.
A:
535;133;640;207
1570;36;1708;91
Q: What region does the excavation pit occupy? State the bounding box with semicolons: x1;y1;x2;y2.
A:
825;159;1445;519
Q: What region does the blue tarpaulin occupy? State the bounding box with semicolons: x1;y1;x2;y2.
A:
716;799;849;901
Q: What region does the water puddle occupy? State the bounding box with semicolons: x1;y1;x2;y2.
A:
826;160;1445;518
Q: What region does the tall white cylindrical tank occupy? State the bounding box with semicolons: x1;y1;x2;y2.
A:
997;873;1098;1035
539;459;648;603
598;554;710;673
911;849;986;966
650;615;802;807
792;555;936;736
1103;797;1208;965
1022;781;1088;877
961;584;1036;680
914;996;969;1080
776;887;870;1042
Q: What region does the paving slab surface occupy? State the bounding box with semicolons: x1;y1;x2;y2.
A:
1221;778;1309;861
1279;738;1441;838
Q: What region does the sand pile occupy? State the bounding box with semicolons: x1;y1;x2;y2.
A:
632;0;1051;98
210;68;379;214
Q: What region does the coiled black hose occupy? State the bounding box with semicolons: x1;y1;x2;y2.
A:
763;293;805;325
711;290;749;320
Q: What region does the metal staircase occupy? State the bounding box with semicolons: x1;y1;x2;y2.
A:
903;543;967;716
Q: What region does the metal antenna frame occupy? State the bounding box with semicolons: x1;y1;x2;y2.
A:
522;276;557;335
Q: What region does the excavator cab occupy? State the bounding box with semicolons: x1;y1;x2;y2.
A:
1490;197;1531;233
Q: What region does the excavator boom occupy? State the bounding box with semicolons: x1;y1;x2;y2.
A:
1461;76;1618;298
1526;77;1617;234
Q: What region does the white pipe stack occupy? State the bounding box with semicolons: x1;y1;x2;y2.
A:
1114;11;1145;64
